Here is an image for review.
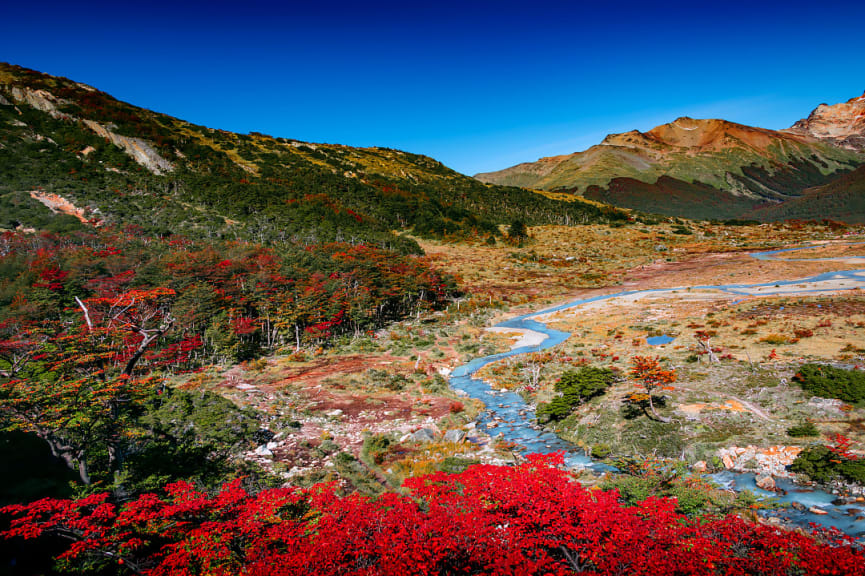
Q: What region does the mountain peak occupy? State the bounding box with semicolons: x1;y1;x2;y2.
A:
788;90;865;151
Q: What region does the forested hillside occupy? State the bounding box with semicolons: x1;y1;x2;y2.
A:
0;63;624;248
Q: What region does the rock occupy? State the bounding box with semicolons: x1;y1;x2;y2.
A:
82;119;175;174
808;507;828;516
254;446;273;457
655;244;668;252
692;460;707;473
443;429;466;443
463;422;477;430
399;433;412;443
722;454;734;469
756;475;776;492
791;501;807;511
326;409;343;417
412;428;437;443
266;441;279;450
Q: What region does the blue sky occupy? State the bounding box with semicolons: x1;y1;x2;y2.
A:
2;1;864;175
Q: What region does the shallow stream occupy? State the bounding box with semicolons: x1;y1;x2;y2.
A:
449;244;865;537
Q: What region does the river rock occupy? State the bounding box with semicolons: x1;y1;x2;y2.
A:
443;429;466;443
756;475;776;492
412;428;437;443
791;501;807;511
722;454;734;469
808;507;828;515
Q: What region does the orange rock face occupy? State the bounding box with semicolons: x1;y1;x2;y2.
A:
789;91;865;151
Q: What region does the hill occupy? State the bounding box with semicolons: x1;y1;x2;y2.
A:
0;63;622;249
475;101;865;221
747;164;865;223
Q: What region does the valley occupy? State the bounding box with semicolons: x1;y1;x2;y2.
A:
2;60;865;573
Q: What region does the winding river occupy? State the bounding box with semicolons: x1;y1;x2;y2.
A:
449;243;865;537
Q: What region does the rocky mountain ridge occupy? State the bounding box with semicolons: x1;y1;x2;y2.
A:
787;91;865;151
475;93;865;221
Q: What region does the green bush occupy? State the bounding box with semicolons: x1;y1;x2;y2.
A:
537;367;616;423
790;445;865;485
793;364;865;404
591;443;612;459
787;422;819;437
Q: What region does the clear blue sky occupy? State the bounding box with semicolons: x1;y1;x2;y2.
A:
3;0;864;175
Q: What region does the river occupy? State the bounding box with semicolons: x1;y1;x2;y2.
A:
449;243;865;537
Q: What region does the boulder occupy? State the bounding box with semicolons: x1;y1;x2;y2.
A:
254;445;273;457
443;429;466;444
692;461;707;473
791;501;807;511
756;475;776;492
412;428;437;443
722;454;735;469
808;507;828;516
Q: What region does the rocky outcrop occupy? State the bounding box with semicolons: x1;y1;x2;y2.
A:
29;190;90;224
83;119;174;175
788;92;865;151
8;86;73;120
4;83;173;176
717;445;802;477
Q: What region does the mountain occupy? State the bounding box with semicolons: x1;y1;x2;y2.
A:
0;63;623;248
475;96;865;221
788;91;865;151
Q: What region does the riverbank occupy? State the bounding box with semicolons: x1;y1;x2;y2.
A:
449;241;865;536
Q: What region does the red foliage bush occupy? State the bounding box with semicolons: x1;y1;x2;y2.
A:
2;453;862;575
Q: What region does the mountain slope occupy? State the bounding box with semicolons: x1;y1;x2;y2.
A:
475;99;865;221
0;63;623;248
746;164;865;223
787;91;865;151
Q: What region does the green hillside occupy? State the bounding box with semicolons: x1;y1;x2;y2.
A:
0;63;623;249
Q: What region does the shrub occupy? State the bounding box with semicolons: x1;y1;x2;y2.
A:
537;366;616;423
787;422;819;437
591;443;612;459
793;364;865;404
760;334;794;345
7;453;862;575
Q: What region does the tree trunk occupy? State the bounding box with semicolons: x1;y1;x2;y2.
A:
647;394;671;423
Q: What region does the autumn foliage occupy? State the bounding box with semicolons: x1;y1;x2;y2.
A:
629;355;677;422
2;453;862;575
0;229;457;486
